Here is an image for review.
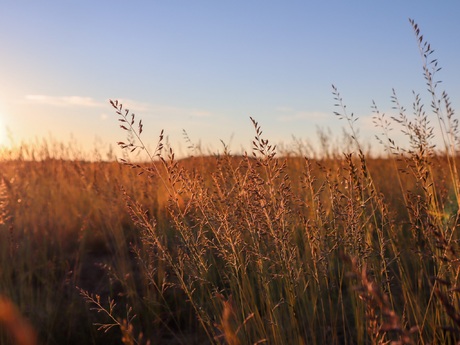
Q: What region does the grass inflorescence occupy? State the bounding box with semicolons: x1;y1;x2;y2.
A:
1;19;460;344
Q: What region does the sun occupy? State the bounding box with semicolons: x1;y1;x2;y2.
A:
0;115;9;147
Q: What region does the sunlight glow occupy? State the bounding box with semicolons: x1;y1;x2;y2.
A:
0;115;8;147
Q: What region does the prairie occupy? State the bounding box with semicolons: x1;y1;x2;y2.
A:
0;147;459;344
1;20;460;345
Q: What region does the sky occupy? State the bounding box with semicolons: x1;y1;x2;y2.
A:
0;1;459;159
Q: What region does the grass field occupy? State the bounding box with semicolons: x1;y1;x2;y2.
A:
1;20;460;345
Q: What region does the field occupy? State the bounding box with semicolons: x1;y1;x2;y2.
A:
2;21;460;345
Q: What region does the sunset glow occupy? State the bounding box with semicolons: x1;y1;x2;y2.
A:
0;2;459;157
0;109;9;148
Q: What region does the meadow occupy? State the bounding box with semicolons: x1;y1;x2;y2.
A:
1;20;460;345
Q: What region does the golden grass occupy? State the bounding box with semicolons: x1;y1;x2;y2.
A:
0;295;37;345
0;146;458;344
1;19;460;344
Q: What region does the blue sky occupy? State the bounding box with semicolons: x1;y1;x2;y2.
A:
1;1;459;158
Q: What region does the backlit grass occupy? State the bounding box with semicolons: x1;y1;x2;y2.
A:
1;19;460;345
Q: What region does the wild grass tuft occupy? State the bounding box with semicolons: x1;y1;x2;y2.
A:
83;19;460;344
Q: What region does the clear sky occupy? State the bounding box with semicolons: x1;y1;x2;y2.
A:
1;1;459;158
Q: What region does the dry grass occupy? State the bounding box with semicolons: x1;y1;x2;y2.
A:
0;19;460;344
0;295;38;345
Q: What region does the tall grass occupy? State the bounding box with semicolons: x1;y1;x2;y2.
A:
0;19;460;344
78;19;460;344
